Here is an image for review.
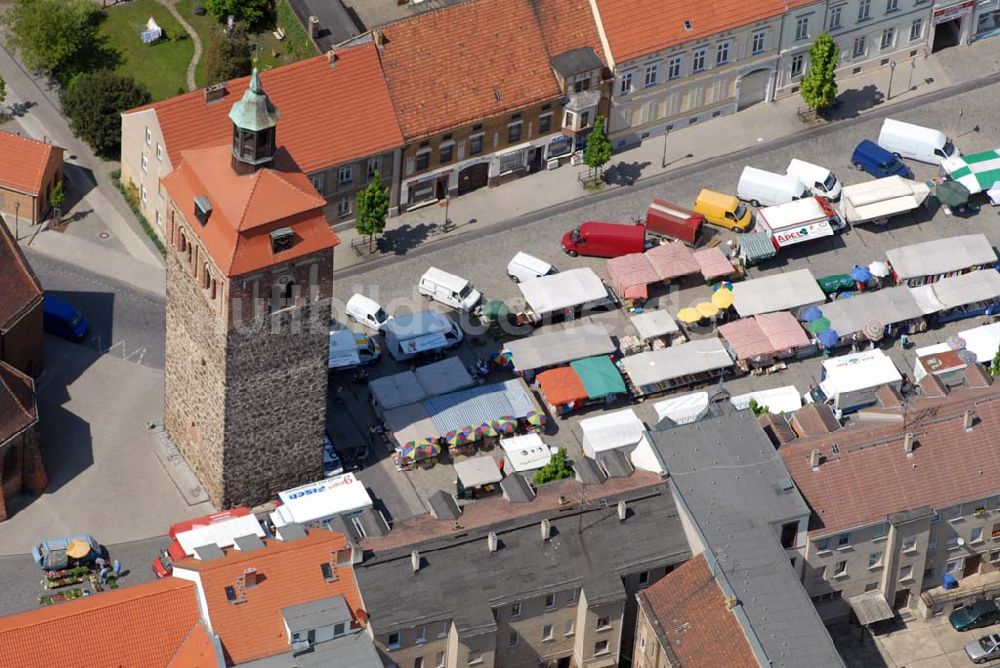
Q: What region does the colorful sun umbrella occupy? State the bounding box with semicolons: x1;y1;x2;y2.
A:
524;411;546;427
476;423;498;438
444;429;474;447
491;351;513;368
695;302;718;318
677;307;701;324
817;329;840;348
947;335;967;351
801;306;824;322
850;265;873;283
710;288;734;309
868;261;891;278
400;438;439;460
862;319;885;342
491;416;517;434
806;317;832;335
711;281;735;292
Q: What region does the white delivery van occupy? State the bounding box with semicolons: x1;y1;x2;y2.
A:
756;196;844;251
345;294;393;332
877;118;959;165
737;166;809;207
384;310;464;362
328;329;380;371
507;252;555;283
805;349;902;414
786;158;842;201
419;267;482;312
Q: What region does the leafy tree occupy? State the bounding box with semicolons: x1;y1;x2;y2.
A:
2;0;103;82
204;0;270;28
355;170;389;251
991;345;1000;377
582;115;612;182
60;71;151;158
532;448;574;486
748;399;770;417
0;75;6;110
49;179;65;222
204;21;253;85
799;33;839;113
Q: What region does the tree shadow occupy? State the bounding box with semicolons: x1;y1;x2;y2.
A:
604;161;652;186
378;223;438;256
824;84;884;121
62;163;97;209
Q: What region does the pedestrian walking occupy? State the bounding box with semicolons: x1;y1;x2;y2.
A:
95;557;107;570
99;566;110;584
113;560;122;578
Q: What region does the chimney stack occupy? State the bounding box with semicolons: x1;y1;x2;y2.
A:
411;550;420;573
809;449;822;470
487;531;498;553
725;596;739;610
326;49;338;66
541;519;551;542
965;410;976;432
903;432;914;456
244;567;257;588
373;29;385;47
617;500;627;521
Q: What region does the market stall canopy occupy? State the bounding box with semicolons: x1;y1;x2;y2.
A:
607;253;659;300
718;312;809;361
272;473;373;527
580;408;647;454
935;180;972;207
370;357;475;411
909;269;1000;314
621;337;733;387
817;329;840;348
454;456;503;488
537;366;588;406
629;310;679;340
942;149;1000;194
821;286;923;337
645;241;701;280
692;246;734;280
739;232;777;264
499;433;553;472
731;268;824;317
503;325;614;372
886;234;996;280
518;267;609;316
65;539;92;559
730;385;803;414
676;307;701;324
839;176;930;222
695;302;718;318
424;379;538;435
571;356;626;399
385;402;440;445
711;287;734;309
848;591;894;626
653;391;709;425
915;321;1000;363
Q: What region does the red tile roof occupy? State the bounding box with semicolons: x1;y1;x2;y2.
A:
163;146;339;277
533;0;606;65
127;44;402;173
0;216;43;330
176;530;364;665
0;577;202;668
0;132;61;196
0;361;36;443
782;385;1000;536
166;621;218;668
377;0;563;140
594;0;788;63
637;554;757;667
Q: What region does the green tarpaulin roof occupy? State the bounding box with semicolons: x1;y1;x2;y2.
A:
570;356;626;400
740;232;777;263
944;150;1000;194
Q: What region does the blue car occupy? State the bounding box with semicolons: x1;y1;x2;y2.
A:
43;294;90;341
851;140;913;179
32;534;101;570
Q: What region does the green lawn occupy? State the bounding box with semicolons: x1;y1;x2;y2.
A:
99;0;194;101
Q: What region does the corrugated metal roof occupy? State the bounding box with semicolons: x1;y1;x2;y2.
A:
848;591;894;625
424;380;536;434
739;232;777;263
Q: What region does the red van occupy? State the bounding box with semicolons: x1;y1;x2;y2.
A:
561;222;646;258
645;199;703;246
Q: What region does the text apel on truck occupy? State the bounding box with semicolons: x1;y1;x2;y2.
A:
755;196;843;251
151;507;263;577
270;473;374;529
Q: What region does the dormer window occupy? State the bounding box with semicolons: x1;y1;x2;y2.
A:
270;227;295;253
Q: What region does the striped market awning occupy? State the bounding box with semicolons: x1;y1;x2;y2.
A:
739;232;777;264
943;149;1000;194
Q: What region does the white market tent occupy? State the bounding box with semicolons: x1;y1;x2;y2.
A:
620;337;734;391
580;409;665;473
730;385;803;414
503;325;615;372
886;234;996;281
819;350;901;396
454;456;503;488
653;391;709;425
518;268;610;316
820;287;924;337
370;357;475;411
942;149;1000;194
915;321;1000;363
629;310;680;340
731;268;825;317
910;270;1000;314
499;434;554;473
838;176;930;224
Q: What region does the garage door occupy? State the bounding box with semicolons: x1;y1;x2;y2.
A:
458;163;489;195
738;69;771;110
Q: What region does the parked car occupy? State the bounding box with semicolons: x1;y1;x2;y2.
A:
851;139;913;179
418;267;482;312
323;433;344;478
345;294;393;333
693;189;753;232
561;222;646;258
951;600;1000;632
43;294;90;341
965;633;1000;663
32;535;102;571
507;252;555;283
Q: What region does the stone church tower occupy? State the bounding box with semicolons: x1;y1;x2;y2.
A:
161;71;339;508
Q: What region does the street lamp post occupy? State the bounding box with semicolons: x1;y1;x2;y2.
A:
13;201;19;241
661;128;670;169
907;57;916;92
887;61;897;101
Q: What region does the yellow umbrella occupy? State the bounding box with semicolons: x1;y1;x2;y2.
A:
65;539;91;559
696;302;719;318
711;288;734;309
676;307;700;324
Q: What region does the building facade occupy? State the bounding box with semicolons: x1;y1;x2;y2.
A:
820;0;931;81
161;72;338;508
774;0;830;98
0;132;64;227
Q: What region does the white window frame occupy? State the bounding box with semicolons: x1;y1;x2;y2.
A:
873;523;888;541
972;527;985;544
435;651;445;668
145;127;151;146
388;633;401;649
667;56;682;80
833;560;848;577
156;144;163;161
309;172;325;194
751;30;767;55
337;196;350;217
594;640;609;656
837;532;851;548
868;551;883;569
538;112;553;134
858;0;872;21
829;6;843;30
508;631;519;648
141;154;148;173
644;62;659;87
415;626;426;644
716;40;731;65
910;18;924;41
880;27;895;50
544;593;556;609
946;558;962;573
795;16;809;41
692;48;706;72
542;624;553;641
468;649;483;665
898;564;914;582
367;156;382;179
564;619;575;636
619;71;634;96
510;602;521;618
140;184;148;203
886;0;898;11
902;536;917;553
852;35;867;59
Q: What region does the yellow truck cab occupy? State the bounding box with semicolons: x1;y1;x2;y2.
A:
693;189;753;232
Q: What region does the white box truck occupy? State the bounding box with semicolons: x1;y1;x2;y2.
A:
756;196;844;251
384;311;464;362
806;349;903;414
838;176;931;226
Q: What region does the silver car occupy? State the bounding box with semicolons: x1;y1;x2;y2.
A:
966;633;1000;664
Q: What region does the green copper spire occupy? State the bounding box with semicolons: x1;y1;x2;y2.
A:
228;69;280;132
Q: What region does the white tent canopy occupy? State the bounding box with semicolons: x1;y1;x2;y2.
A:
499;434;554;472
653;392;710;425
454;456;503;488
730;386;803;414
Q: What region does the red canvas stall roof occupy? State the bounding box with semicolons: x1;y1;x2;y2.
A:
607;253;659;300
537;366;588;406
718;318;773;360
645;242;700;280
756;311;810;351
693;247;734;280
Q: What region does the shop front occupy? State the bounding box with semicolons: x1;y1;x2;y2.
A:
974;0;1000;40
931;0;976;50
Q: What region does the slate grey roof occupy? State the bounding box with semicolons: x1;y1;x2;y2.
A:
238;628;381;668
651;406;845;668
428;490;462;519
355;508;390;538
275;523;307;542
282;595;352;633
500;474;535;503
598;450;634;478
549;47;603;78
574;456;607;484
193;543;224;561
355;481;690;634
234;534;265;552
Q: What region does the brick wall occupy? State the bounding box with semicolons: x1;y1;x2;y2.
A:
1;302;44;376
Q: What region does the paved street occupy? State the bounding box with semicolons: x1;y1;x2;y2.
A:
329;74;1000;521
